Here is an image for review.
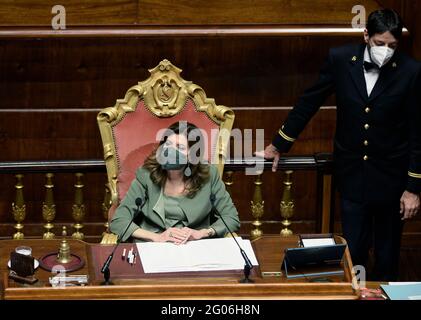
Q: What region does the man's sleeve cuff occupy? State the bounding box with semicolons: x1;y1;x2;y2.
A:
278;127;296;143
408;171;421;179
272;126;295;153
406;172;421;194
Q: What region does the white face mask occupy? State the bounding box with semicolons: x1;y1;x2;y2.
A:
369;44;395;68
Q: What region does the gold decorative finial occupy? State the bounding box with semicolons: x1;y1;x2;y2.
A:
280;171;294;236
42;173;56;239
57;226;73;264
72;173;86;240
12;174;26;239
250;174;264;240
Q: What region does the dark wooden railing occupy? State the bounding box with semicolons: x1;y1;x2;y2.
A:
0;154;332;173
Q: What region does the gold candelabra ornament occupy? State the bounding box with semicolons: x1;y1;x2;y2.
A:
72;173;85;240
280;170;295;236
42;173;56;239
12;174;26;239
57;226;73;264
250;174;264;240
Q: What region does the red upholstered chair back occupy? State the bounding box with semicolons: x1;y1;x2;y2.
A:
114;98;220;201
97;60;234;242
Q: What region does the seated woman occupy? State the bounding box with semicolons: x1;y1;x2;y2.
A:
110;121;240;244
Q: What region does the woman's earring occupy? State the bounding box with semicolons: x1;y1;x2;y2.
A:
184;163;192;177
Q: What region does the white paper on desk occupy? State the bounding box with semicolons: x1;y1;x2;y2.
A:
388;282;421;286
301;238;336;247
137;237;259;273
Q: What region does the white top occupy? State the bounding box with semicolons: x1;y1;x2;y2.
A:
364;46;380;97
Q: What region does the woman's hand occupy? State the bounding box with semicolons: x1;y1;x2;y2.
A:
153;227;189;244
153;227;211;244
180;227;209;244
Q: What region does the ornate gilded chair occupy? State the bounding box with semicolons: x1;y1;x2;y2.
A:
97;59;235;243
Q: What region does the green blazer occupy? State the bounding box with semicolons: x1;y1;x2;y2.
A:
110;165;240;242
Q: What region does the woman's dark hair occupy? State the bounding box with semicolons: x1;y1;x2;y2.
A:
143;121;210;198
367;9;403;40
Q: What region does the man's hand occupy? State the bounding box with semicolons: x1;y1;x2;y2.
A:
400;191;420;220
255;144;281;172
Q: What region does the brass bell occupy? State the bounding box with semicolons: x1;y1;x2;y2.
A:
57;226;73;264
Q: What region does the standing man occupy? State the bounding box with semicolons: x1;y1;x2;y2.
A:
259;9;421;281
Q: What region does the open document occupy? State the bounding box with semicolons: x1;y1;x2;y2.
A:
137;237;259;273
381;282;421;300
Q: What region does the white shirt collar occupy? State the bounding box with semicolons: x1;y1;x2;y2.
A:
363;46;380;73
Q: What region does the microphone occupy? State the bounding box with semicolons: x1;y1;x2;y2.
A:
210;194;254;283
101;197;146;285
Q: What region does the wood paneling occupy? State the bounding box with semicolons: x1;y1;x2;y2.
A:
0;37;355;109
0;108;336;161
0;1;137;26
0;36;411;109
138;0;379;25
0;0;380;26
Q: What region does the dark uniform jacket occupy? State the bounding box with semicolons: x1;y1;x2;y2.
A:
272;43;421;204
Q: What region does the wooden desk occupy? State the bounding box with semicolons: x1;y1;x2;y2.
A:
0;235;359;299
